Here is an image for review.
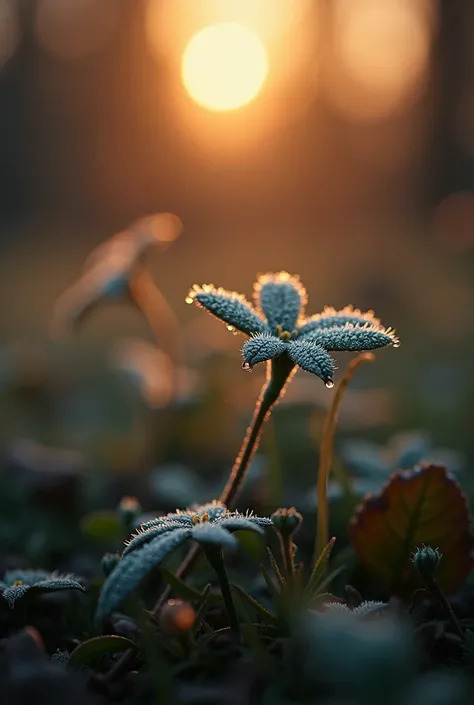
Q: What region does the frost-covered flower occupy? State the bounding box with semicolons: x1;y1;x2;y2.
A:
0;569;85;608
96;501;272;622
187;271;398;387
320;600;388;618
52;213;182;336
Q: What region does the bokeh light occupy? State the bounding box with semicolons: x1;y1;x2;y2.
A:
35;0;119;60
327;0;436;120
181;23;268;111
0;0;19;70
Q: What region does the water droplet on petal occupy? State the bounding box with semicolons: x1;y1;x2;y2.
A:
185;296;193;304
325;379;334;389
226;325;235;332
393;340;400;348
242;362;252;371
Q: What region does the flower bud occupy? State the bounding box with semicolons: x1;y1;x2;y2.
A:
271;507;303;537
101;552;120;577
117;496;142;528
411;544;442;583
159;599;196;636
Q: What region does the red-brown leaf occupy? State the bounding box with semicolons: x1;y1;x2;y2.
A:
350;463;474;595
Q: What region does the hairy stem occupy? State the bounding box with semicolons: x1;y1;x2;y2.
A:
205;548;240;636
220;355;295;508
153;356;295;615
315;353;374;564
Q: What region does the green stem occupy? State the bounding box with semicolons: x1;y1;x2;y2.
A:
220;356;294;508
280;535;295;591
154;358;293;615
205;549;240;636
315;353;374;565
429;579;464;639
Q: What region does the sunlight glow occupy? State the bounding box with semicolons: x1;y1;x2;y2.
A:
329;0;435;120
181;22;268;111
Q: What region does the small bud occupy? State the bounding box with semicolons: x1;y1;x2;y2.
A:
159;599;196;636
117;496;142;528
101;552;120;577
411;544;442;583
271;507;303;537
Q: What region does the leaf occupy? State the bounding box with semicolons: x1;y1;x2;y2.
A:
96;528;190;622
304;537;336;600
159;567;221;605
67;636;137;667
231;583;278;624
350;464;474;595
81;511;122;541
266;547;285;590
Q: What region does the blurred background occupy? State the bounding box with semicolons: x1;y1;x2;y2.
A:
0;0;473;538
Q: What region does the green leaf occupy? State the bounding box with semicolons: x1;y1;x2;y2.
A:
67;636;137;667
350;463;474;595
266;547;285;590
80;511;122;541
231;583;278;624
304;537;336;599
159;567;221;605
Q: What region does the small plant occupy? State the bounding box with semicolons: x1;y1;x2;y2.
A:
96;501;272;623
0;569;85;608
188;271;398;508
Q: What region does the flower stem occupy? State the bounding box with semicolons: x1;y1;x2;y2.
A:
205;548;240;636
315;353;374;565
428;579;464;639
220;355;295;508
152;356;294;615
129;268;183;379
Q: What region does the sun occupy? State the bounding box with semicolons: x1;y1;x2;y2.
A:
181;22;268;112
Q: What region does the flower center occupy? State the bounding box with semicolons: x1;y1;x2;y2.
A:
13;580;23;586
276;325;297;341
192;512;210;524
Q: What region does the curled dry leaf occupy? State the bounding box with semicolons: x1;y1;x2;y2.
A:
350;463;474;596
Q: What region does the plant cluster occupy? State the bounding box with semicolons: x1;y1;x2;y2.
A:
1;215;473;705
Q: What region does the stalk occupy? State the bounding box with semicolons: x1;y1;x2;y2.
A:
315;353;374;564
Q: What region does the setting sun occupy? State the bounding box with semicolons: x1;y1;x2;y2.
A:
181;22;268;111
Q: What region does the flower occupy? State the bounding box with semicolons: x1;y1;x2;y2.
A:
52;212;182;336
271;507;303;537
0;569;85;608
96;501;272;622
411;544;442;583
187;271;398;387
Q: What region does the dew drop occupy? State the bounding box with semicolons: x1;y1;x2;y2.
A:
242;362;252;371
226;325;235;332
185;296;193;304
325;379;334;389
393;340;400;348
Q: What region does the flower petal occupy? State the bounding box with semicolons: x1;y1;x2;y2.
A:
96;528;191;622
287;341;335;384
191;523;238;551
217;518;267;534
2;584;31;607
254;272;306;332
33;578;86;594
188;285;268;336
298;306;382;338
306;324;398;351
122;521;187;557
242;334;286;369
